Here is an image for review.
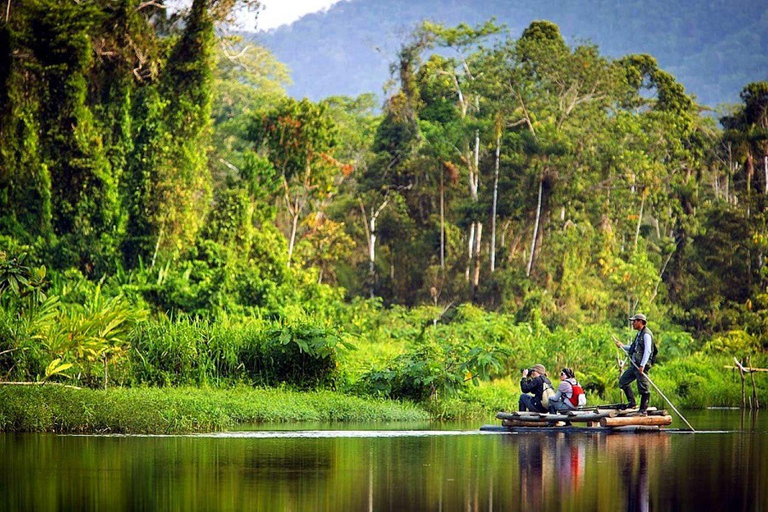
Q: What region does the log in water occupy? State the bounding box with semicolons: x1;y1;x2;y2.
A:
496;410;616;423
600;415;673;427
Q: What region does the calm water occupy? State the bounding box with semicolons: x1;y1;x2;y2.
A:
1;410;766;511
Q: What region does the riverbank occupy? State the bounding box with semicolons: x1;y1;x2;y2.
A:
0;385;430;434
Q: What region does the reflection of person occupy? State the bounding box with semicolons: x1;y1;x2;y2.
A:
518;364;552;413
548;368;581;413
614;314;655;413
555;436;585;494
517;434;546;510
619;439;651;512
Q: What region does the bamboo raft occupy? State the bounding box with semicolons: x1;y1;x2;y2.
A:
481;406;676;433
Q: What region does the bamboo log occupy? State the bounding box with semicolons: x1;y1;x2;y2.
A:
567;409;616;415
502;419;551;427
563;411;617;422
497;411;617;423
569;413;613;422
615;406;658;416
600;415;672;427
496;412;570;422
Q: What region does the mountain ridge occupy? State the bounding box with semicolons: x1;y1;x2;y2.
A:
252;0;768;108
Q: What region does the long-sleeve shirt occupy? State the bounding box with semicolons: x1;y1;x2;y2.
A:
550;378;578;408
520;375;552;400
620;330;653;367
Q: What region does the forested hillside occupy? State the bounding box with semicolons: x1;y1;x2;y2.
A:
257;0;768;108
0;1;766;413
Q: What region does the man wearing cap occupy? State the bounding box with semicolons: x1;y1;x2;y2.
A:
614;314;656;413
518;364;553;413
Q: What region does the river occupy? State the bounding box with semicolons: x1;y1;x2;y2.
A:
1;410;766;511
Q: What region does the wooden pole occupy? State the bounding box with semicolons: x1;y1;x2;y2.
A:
748;356;760;409
723;365;768;372
735;357;746;408
616;350;626;404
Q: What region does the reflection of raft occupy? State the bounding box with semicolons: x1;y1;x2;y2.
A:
481;406;675;433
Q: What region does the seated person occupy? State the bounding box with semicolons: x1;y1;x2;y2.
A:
548;367;585;413
518;364;552;413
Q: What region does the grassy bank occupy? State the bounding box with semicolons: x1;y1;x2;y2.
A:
0;385;429;434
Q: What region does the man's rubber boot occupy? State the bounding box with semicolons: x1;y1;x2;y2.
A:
639;394;650;415
621;386;636;409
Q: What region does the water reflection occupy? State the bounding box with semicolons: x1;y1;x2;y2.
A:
615;435;670;512
513;432;671;511
1;411;767;511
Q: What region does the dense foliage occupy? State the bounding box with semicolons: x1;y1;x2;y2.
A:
0;2;766;422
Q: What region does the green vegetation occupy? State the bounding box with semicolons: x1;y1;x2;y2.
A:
0;2;766;432
0;386;428;434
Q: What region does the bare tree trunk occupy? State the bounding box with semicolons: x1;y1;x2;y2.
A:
490;134;500;272
287;206;299;267
369;214;377;291
634;189;646;250
473;222;483;289
764;155;767;195
440;171;445;269
466;222;475;281
359;197;389;298
473;131;480;199
151;225;164;268
465;131;481;283
726;143;733;204
713;173;720;200
526;177;543;277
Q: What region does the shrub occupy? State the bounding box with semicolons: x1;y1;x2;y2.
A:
258;322;353;388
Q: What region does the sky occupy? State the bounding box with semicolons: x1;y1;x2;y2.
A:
248;0;346;31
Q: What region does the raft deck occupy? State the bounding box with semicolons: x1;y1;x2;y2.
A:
485;406;676;433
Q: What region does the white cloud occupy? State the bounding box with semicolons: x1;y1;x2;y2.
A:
248;0;345;31
168;0;346;32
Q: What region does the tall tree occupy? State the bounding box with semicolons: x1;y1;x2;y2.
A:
27;0;121;274
250;98;339;266
124;0;215;266
417;20;502;295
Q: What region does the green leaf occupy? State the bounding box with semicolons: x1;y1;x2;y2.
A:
44;358;73;379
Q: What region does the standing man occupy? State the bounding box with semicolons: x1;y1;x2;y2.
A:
614;313;656;413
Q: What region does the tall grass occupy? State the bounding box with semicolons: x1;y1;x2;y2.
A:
0;386;429;433
128;315;348;388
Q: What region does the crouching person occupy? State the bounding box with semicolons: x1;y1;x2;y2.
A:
518;364;553;413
